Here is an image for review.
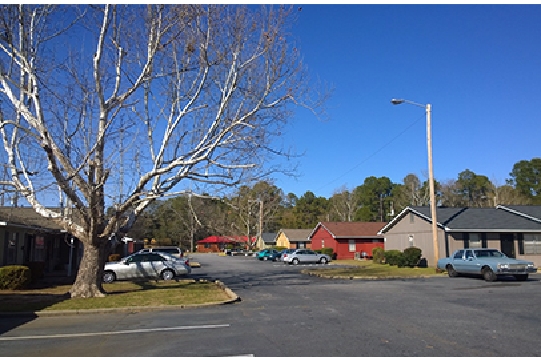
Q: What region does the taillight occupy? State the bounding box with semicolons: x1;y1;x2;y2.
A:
283;254;287;257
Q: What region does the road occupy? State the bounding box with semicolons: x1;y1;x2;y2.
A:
1;253;540;357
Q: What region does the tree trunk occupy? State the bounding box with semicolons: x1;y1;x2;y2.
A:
69;240;107;298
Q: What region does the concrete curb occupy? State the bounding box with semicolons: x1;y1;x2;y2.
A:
0;280;240;318
303;270;444;280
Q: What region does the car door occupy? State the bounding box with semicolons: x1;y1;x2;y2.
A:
147;253;166;278
451;249;468;273
124;254;147;279
463;249;479;274
294;249;307;262
303;249;318;263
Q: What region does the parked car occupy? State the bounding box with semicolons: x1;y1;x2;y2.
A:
256;249;280;261
282;248;331;265
437;248;537;282
280;248;296;262
139;246;185;258
103;251;191;283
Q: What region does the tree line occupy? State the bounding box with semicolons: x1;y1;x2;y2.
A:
129;158;541;249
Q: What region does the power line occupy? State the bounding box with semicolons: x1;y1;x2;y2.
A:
316;113;425;192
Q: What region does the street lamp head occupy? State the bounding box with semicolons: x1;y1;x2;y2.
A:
391;99;404;105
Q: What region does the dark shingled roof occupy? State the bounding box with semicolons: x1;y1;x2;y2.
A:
261;232;277;243
498;205;541;220
0;207;66;231
383;206;541;232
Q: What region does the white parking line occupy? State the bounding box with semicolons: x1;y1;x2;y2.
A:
0;324;230;341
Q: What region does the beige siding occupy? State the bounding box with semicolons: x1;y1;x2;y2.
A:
275;232;290;248
384;213;445;265
447;233;463;253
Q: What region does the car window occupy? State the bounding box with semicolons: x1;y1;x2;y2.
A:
128;254;147;263
474;249;504;258
148;253;165;262
154;248;179;254
453;250;463;259
465;250;474;259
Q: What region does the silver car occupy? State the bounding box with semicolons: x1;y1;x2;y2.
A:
103;251;191;283
282;249;331;265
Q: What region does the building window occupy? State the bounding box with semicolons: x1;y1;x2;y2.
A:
469;233;482;248
321;240;325;248
34;235;45;261
524;234;541;254
7;232;18;264
409;212;414;223
408;235;414;247
298;242;306;249
204;243;210;249
349;239;355;252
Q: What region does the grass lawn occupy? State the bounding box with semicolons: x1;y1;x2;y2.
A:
304;260;446;278
0;280;232;313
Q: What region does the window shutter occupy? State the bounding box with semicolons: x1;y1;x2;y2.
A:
481;233;487;248
517;233;524;255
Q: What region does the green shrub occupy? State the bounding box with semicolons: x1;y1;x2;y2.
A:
314;249;322;253
108;254;121;262
403;247;423;267
321;248;333;256
372;247;385;264
274;246;288;251
396;254;407;268
0;265;32;290
25;261;45;282
384;250;403;266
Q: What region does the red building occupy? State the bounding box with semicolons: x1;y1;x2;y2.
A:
196;236;256;253
309;221;386;260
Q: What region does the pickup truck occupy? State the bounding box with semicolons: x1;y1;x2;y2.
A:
437;248;537;282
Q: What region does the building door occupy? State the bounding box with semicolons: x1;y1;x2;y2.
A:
500;234;515;258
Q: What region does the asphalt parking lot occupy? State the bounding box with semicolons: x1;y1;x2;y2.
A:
1;253;540;357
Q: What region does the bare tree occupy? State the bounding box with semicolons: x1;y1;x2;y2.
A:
328;186;356;222
0;5;326;297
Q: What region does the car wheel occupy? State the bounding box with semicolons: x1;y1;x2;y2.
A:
320;257;328;264
161;269;175;281
292;258;299;265
447;265;458;277
514;274;528;281
103;271;116;283
482;267;496;282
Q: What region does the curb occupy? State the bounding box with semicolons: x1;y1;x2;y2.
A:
303;270;444;280
0;280;240;318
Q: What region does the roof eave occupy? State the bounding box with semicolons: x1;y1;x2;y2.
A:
446;228;541;233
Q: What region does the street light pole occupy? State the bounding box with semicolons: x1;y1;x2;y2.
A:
391;99;439;266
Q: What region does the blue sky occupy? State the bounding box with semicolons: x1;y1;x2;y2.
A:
272;4;541;199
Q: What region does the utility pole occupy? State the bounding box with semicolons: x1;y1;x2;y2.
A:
259;199;263;242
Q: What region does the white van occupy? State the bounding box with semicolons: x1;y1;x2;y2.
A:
139;246;184;259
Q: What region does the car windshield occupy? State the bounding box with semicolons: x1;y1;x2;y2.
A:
474;249;506;258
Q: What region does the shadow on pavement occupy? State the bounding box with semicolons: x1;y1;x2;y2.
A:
0;274;75;335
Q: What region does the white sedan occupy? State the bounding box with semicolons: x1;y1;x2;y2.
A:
103;251;191;283
282;249;331;265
